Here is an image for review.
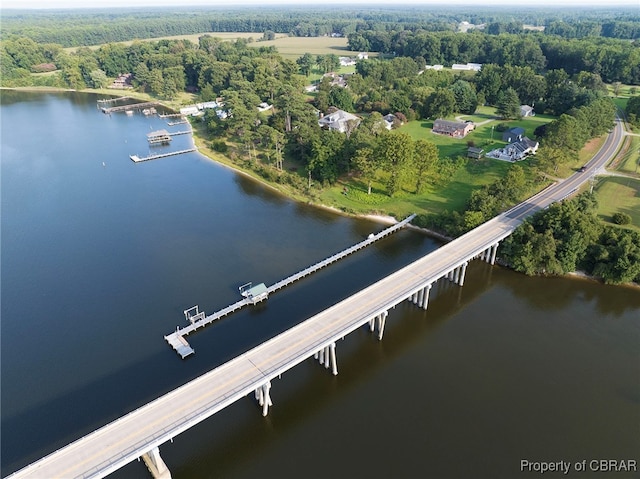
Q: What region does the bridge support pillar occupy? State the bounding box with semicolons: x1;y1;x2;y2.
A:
458;262;468;286
490;242;499;265
141;447;172;479
369;311;388;340
314;342;338;375
254;381;273;416
420;284;432;310
454;266;461;284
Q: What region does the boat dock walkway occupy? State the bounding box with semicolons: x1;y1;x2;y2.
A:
130;148;197;163
167;119;189;126
164;214;416;358
167;130;191;137
97;96;131;104
101;101;159;114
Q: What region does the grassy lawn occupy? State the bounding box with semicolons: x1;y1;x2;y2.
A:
398;109;555;160
594;176;640;231
310;109;558;218
612;97;628;111
315;155;541;219
606;82;638;98
614;135;640;174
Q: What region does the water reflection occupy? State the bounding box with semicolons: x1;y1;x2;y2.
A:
496;269;640;317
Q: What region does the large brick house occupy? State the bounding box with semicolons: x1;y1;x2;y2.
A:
432;119;475;138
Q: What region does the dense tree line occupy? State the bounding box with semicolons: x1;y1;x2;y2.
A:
348;30;640;84
2;6;638;48
500;193;640;285
626;95;640;128
534;96;616;175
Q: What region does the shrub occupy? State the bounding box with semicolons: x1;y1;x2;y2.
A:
612;212;632;225
211;140;228;153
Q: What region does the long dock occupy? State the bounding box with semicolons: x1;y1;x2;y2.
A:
130;148;197;163
97;96;131;104
101;101;159;114
167;130;191;136
164;214;416;357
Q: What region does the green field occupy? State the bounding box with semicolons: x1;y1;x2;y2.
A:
614;135;640;174
65;31;275;52
247;36;358;60
310;107;557;218
315;154;544;219
398;108;555;159
594;176;640;230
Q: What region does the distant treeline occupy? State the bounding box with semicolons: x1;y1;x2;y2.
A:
348;30;640;84
1;6;638;47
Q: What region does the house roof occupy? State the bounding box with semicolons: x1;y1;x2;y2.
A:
508;127;525;135
318;109;360;132
433;119;470;133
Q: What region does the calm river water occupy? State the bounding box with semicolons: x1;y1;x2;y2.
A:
1;91;639;479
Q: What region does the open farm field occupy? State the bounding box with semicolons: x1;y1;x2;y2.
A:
607;82;638;98
594;176;640;231
64;32;275;52
247;36;353;59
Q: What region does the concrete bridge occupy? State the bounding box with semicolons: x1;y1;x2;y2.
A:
6;117;623;479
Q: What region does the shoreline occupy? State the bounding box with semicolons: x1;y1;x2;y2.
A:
7;88;637;288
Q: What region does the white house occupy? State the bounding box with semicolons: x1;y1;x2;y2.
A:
357;52;369;60
520;105;535;117
451;63;482;71
488;137;539;161
197;101;220;110
339;57;357;66
179;106;199;116
318;109;361;133
257;102;273;112
383;113;397;130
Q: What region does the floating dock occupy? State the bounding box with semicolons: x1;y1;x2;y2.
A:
129;148;197;162
164;214;416;357
167;119;188;126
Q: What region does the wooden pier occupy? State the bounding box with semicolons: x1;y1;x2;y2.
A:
129;148;197;163
97;96;131;104
167;119;188;126
167;130;191;137
101;101;159;114
165;214;416;357
159;113;184;118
